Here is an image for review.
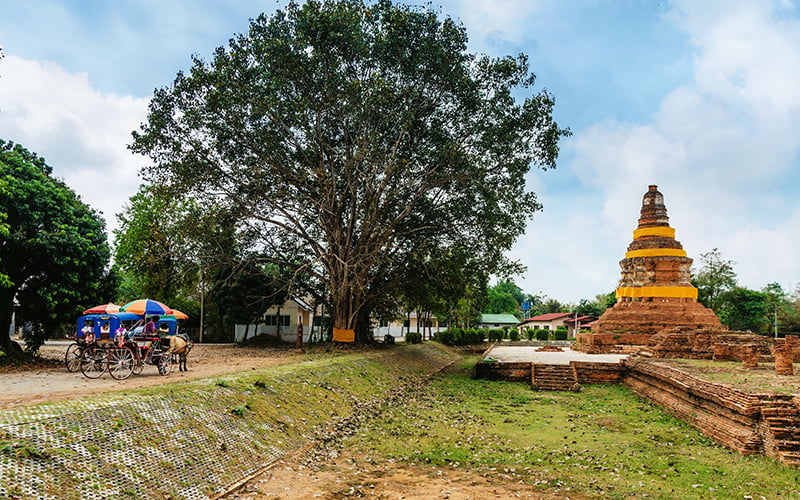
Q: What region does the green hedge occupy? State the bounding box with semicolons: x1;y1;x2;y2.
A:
434;328;486;346
487;329;504;342
405;331;422;344
535;328;549;341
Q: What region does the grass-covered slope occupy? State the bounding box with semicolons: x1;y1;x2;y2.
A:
0;343;459;500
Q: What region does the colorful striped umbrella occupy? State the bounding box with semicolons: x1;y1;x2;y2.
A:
161;310;189;320
120;299;174;316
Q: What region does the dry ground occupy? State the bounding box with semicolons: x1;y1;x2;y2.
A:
0;342;307;409
225;451;579;500
3;345;798;499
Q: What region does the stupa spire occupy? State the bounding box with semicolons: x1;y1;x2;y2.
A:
575;185;723;341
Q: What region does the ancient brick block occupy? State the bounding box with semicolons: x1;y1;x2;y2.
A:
774;346;794;375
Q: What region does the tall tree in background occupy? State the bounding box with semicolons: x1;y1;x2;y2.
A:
761;282;800;335
720;287;769;333
0;141;110;355
131;0;569;341
113;185;197;304
693;248;737;312
487;280;523;317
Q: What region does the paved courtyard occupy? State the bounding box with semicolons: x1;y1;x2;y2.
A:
484;345;629;365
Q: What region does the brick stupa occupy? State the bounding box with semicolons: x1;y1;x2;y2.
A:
574;185;723;352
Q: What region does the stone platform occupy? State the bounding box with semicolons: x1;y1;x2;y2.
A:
483;345;628;365
474;345;629;390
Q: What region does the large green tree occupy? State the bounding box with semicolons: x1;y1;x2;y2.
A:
487;280;523;316
113;184;197;303
131;0;568;339
720;287;769;334
693;248;737;312
0;140;111;355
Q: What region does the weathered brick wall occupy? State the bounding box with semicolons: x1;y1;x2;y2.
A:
572;361;627;384
623;358;800;465
473;361;530;382
573;332;651;353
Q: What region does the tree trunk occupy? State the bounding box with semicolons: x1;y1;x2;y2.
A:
0;292;23;357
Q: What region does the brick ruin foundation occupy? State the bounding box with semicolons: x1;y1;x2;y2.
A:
474;353;800;466
476;185;800;464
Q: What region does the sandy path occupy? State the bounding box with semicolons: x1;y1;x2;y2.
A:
0;342;306;409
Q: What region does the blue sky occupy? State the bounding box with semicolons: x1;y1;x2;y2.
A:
1;0;799;304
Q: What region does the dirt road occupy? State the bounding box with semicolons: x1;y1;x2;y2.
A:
0;342;306;409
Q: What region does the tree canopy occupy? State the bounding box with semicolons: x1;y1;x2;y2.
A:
0;140;111;355
693;248;737;312
131;0;569;340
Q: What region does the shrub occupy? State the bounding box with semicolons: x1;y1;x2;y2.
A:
405;331;422;344
436;328;485;346
554;327;568;341
508;329;520;341
384;334;395;344
535;328;549;341
487;329;504;342
464;329;485;345
525;328;535;341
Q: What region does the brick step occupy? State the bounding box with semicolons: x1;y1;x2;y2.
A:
531;364;578;392
766;417;798;426
777;451;800;465
769;430;798;440
775;440;800;450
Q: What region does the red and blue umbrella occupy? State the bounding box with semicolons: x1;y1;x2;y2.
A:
120;299;174;316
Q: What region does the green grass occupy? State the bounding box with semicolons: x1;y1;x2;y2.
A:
342;356;800;499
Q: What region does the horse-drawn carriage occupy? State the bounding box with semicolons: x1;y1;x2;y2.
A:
66;300;192;379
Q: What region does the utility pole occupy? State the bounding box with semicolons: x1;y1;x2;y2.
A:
199;268;204;344
774;307;779;339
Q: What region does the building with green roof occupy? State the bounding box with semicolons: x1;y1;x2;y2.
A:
479;314;520;329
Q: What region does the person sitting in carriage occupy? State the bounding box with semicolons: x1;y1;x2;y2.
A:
144;316;159;336
80;321;94;344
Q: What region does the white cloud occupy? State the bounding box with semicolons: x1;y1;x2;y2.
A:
0;55;149;238
443;0;546;45
515;0;800;302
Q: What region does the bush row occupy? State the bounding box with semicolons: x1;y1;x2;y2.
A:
435;328;486;346
524;326;569;341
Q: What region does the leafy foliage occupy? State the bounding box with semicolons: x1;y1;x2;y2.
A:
434;328;485;346
720;287;769;333
0;140;110;355
405;331;422;344
486;329;504;342
693;248;737;312
130;0;569;340
113;185;196;302
486;280;523;317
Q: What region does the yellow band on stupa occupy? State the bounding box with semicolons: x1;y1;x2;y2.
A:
633;227;675;240
616;286;698;299
625;248;687;259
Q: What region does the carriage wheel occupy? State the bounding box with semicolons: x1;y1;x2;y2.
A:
157;353;172;376
80;346;108;379
108;347;135;380
64;343;83;372
132;356;144;375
